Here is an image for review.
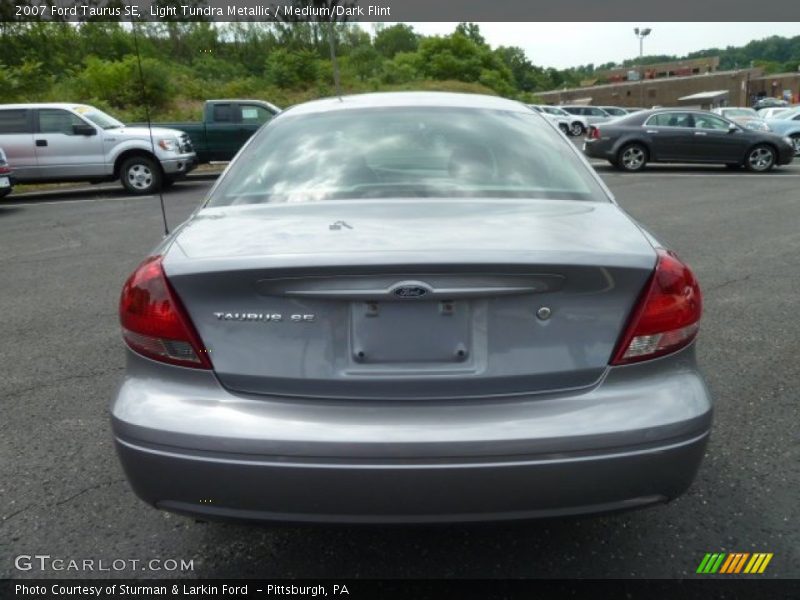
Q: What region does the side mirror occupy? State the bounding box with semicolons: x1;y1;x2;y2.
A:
73;124;97;136
728;122;738;133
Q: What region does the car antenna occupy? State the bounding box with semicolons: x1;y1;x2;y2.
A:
132;20;170;236
326;19;343;100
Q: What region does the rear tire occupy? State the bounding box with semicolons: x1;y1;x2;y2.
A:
617;143;648;172
569;122;585;136
744;145;776;172
120;155;162;195
0;187;11;198
558;123;570;135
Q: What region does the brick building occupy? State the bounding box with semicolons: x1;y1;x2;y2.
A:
598;57;721;83
538;68;763;108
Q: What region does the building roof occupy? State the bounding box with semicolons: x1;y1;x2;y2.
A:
537;68;760;98
678;90;729;101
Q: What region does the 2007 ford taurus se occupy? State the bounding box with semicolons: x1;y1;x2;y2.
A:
112;92;711;523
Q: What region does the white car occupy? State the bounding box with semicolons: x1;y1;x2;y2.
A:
527;105;570;135
532;105;589;136
711;107;770;132
0;103;197;195
757;107;793;120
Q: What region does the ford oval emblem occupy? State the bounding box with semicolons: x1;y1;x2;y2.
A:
394;286;428;298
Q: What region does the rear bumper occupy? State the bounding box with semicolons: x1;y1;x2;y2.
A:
112;346;713;523
583;139;615;160
116;432;707;523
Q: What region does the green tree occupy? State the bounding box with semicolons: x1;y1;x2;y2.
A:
348;45;382;81
374;24;418;58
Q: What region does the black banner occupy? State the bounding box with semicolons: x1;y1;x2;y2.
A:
5;0;800;22
3;579;800;600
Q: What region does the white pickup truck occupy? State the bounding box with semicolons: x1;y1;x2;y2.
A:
0;103;197;195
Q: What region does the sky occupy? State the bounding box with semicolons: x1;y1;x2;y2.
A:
400;23;800;70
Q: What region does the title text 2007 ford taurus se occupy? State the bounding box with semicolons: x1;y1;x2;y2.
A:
112;92;711;523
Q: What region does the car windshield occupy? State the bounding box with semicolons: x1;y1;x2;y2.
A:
206;107;607;206
72;105;125;129
723;109;757;118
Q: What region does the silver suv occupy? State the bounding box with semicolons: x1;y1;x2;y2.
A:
0;103;197;195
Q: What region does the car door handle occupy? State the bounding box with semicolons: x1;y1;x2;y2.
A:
694;132;707;136
646;130;659;134
35;139;48;147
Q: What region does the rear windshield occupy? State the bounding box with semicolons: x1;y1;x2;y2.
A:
206;107;608;206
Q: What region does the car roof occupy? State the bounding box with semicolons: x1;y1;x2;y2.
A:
0;102;97;110
282;92;532;117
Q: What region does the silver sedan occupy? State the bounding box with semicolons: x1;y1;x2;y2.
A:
113;92;711;523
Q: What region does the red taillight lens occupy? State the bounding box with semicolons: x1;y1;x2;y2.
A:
610;249;702;365
588;126;601;139
0;164;10;174
119;256;211;369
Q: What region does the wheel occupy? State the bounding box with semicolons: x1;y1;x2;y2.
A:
0;187;11;198
617;143;648;172
120;155;162;195
569;121;585;136
744;145;776;172
558;123;569;135
789;133;800;156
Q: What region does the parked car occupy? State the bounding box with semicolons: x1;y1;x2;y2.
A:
597;106;629;117
0;147;13;198
711;107;770;131
752;97;788;111
764;108;800;155
625;107;647;113
536;105;588;136
561;105;613;130
583;108;795;172
113;92;711;524
0;103;196;195
143;100;280;163
527;104;570;134
757;107;793;119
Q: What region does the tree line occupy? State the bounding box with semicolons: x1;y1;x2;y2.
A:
0;19;798;121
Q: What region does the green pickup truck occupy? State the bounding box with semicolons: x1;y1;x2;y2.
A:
146;99;280;163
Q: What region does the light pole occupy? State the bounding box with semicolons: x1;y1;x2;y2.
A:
634;27;652;107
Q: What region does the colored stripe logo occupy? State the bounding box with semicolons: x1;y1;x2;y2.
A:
696;553;773;574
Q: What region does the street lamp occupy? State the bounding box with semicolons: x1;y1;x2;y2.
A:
634;27;652;107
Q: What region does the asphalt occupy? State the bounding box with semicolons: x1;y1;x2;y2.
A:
1;162;799;579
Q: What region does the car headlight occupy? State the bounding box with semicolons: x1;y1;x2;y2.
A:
157;138;180;152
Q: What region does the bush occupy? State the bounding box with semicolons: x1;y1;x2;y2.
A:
264;49;319;88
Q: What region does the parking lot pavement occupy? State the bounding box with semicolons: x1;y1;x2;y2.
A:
1;166;798;579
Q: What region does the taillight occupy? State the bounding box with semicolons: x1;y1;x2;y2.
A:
611;249;702;365
0;163;10;174
119;256;212;369
588;126;601;139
